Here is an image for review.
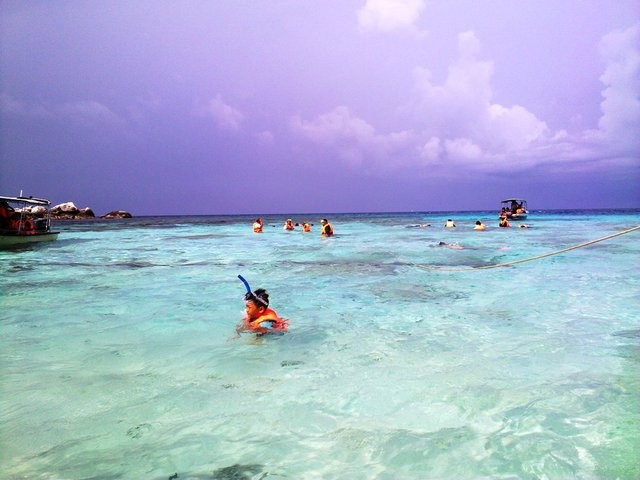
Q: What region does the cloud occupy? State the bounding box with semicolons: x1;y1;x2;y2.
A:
414;26;640;170
290;106;377;166
60;100;124;127
541;22;640;168
291;106;375;145
291;106;414;167
0;93;51;118
596;22;640;151
1;93;124;128
293;31;548;171
444;138;483;162
412;30;549;163
291;25;640;176
487;104;548;151
255;130;275;145
418;136;442;162
204;94;244;131
357;0;425;33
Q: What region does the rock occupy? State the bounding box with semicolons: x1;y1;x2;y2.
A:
53;201;78;212
101;210;132;219
28;205;47;216
51;202;79;216
49;201;131;220
51;202;100;219
14;205;47;216
211;464;264;479
281;360;305;367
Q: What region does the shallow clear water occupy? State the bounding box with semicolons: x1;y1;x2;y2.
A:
1;210;639;479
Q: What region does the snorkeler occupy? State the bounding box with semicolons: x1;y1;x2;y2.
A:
236;276;288;335
437;241;464;250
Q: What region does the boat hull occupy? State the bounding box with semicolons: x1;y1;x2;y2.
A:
502;213;528;220
0;232;59;248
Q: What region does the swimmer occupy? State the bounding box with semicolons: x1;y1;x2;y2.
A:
499;217;510;228
252;218;263;233
519;224;531;228
236;276;288;335
474;220;486;231
437;241;464;250
302;222;311;232
444;219;456;228
283;218;295;231
320;218;333;236
406;223;431;228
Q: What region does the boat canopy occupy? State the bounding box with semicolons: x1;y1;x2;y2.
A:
501;198;527;204
0;196;52;206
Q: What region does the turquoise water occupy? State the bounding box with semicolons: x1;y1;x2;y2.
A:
1;210;639;479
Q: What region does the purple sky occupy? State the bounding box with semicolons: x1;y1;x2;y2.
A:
1;1;639;215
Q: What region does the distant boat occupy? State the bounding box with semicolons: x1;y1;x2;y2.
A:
0;195;60;248
499;198;529;220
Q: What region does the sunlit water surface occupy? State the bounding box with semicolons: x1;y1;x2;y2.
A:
1;210;639;479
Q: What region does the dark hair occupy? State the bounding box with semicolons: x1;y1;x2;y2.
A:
245;288;269;307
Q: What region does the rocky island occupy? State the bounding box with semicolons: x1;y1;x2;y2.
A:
50;202;132;220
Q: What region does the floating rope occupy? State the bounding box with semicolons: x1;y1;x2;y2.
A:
420;225;640;272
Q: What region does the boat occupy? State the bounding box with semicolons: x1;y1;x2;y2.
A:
499;198;529;220
0;195;60;248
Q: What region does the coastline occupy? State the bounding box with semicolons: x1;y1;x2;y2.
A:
52;206;640;220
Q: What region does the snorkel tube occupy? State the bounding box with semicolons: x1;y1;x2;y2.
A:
238;274;252;294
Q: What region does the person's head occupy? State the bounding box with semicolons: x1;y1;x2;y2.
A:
244;288;269;319
476;220;482;225
321;218;328;224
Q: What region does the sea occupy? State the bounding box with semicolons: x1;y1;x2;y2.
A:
1;209;639;480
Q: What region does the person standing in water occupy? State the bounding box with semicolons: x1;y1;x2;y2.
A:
320;218;333;236
252;218;263;233
474;220;486;230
